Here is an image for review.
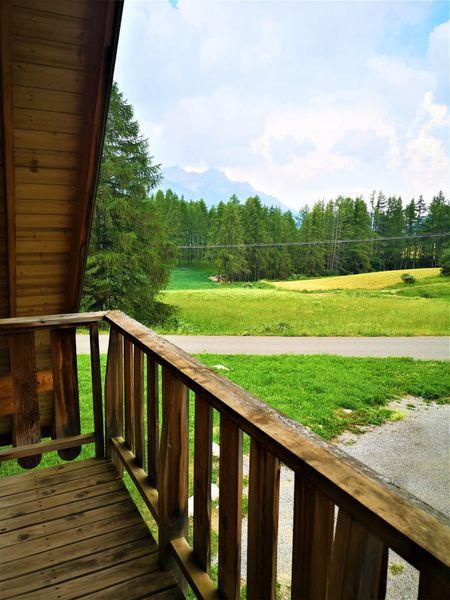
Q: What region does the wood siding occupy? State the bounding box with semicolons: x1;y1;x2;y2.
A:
0;0;122;444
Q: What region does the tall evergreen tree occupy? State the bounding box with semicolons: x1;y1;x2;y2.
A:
82;83;175;322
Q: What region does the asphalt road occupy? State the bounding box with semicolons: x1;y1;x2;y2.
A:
76;334;449;359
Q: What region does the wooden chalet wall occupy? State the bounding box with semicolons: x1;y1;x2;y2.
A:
0;0;123;446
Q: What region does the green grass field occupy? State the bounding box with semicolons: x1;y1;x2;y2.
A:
159;267;450;336
2;354;448;480
167;264;217;290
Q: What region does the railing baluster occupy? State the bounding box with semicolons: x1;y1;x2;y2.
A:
133;345;144;468
89;323;104;458
327;508;388;599
193;393;213;573
218;413;243;599
147;354;159;487
123;337;134;452
105;328;123;461
159;367;189;591
50;327;80;460
9;331;41;469
247;439;280;600
291;474;334;600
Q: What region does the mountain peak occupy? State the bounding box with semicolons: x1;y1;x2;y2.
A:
160;165;288;211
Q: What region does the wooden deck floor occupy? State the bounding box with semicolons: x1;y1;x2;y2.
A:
0;458;183;599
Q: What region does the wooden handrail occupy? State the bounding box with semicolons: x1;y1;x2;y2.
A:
0;311;106;333
104;310;450;581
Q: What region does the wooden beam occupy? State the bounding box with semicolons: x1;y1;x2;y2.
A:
0;311;105;332
0;0;16;317
65;1;124;312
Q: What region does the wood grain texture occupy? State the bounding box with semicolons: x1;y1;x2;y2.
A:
105;328;123;459
50;327;80;460
291;474;334;600
133;345;144;467
9;330;40;467
1;0;16;317
124;336;135;452
147;354;159;487
327;508;388;600
0;456;180;600
89;323;103;458
159;368;189;591
193;393;213;574
247;439;280;600
218;413;243;599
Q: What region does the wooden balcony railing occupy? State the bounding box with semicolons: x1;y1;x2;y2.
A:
0;310;449;599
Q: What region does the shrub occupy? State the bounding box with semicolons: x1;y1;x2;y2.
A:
401;273;416;284
440;248;450;276
287;273;307;281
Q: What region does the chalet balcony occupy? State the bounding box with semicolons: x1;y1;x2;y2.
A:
0;311;448;599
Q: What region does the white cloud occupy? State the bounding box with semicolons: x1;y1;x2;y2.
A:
115;2;450;208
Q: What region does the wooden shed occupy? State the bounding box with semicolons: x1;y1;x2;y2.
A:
0;2;449;599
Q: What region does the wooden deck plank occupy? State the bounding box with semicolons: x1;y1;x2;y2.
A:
0;523;149;582
0;456;109;485
83;570;179;600
0;488;129;532
4;537;155;598
0;467;119;509
1;510;142;564
0;478;124;520
0;499;135;548
0;460;113;496
9;553;162;600
0;457;182;600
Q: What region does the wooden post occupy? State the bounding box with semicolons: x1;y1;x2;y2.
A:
291;474;334;600
247;439;280;600
123;337;134;452
327;508;388;600
105;328;123;467
89;323;104;458
147;354;159;487
158;367;189;591
9;331;40;468
218;413;243;599
133;345;144;468
50;327;81;460
193;393;213;573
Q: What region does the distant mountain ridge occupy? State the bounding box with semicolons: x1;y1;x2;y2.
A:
160;165;289;211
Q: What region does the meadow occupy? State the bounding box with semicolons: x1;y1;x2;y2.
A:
2;353;449;479
159;267;450;336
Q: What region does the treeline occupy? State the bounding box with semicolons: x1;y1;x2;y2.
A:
151;189;450;281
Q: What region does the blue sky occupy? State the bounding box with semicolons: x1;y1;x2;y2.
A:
115;0;450;209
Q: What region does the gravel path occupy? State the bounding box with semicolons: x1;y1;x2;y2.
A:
240;398;450;598
76;334;449;359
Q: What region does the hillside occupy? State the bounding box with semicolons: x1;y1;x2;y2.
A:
269;268;441;291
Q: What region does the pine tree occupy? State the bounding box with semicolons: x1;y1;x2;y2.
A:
82;83;175;322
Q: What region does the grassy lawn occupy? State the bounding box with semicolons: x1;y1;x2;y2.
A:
159;268;450;336
159;287;449;336
269;267;440;291
167;263;216;290
2;354;449;480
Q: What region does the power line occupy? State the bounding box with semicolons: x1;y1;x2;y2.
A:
178;231;450;250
